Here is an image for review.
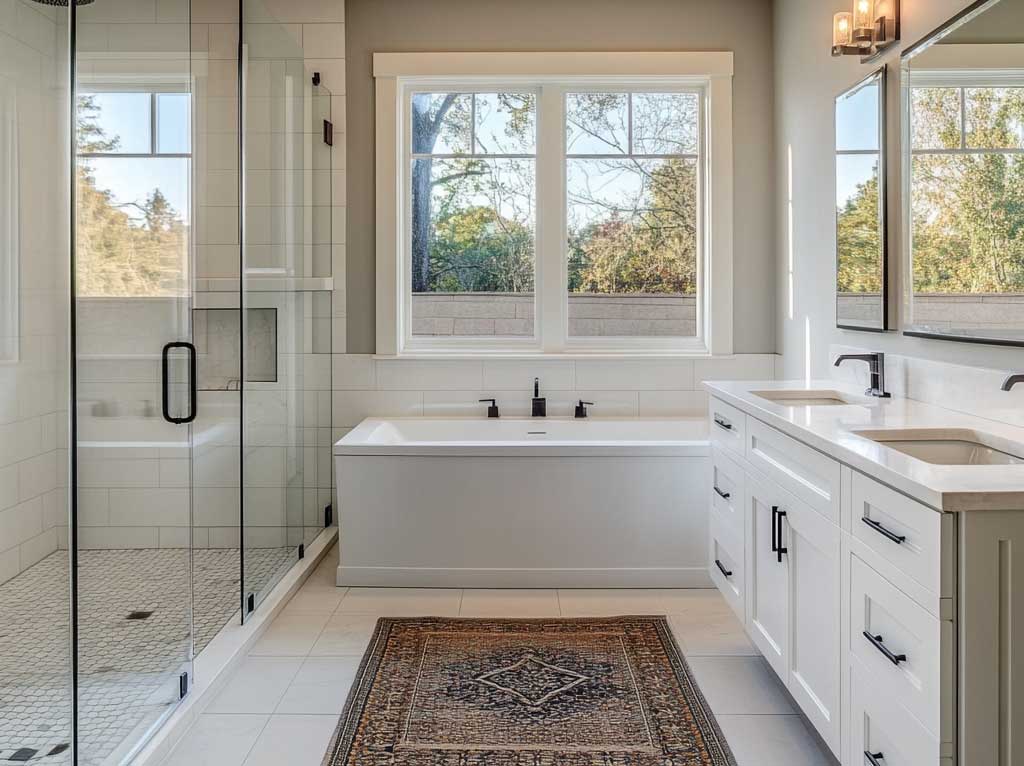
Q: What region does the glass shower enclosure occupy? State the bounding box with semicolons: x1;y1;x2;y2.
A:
0;0;336;762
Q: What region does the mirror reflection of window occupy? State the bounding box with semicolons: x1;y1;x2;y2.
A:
903;0;1024;345
76;88;191;298
835;69;886;331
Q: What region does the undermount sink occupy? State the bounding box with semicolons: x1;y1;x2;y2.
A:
751;389;859;407
853;428;1024;466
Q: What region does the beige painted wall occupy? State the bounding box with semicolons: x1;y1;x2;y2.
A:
774;0;1024;379
344;0;776;355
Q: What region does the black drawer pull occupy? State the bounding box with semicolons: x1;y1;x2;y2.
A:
714;486;731;500
714;559;732;578
863;631;907;665
771;506;778;552
864;751;885;766
862;516;906;545
713;415;733;431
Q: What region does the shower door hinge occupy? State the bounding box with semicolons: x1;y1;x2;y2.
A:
246;592;255;614
323;119;334;147
312;71;321;86
179;672;189;700
325;503;333;527
298;543;305;560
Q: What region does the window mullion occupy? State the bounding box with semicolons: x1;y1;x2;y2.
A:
536;85;565;351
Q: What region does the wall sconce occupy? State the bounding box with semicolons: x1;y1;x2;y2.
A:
832;0;900;60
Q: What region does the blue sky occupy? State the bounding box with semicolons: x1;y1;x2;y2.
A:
83;92;191;224
835;80;881;206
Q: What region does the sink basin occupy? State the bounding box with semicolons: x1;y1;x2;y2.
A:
853;428;1024;466
751;389;859;407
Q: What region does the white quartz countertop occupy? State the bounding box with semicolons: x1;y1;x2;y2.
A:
704;379;1024;512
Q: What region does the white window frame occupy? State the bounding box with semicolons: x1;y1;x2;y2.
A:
375;52;734;357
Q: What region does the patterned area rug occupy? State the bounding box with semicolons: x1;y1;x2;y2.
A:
322;616;736;765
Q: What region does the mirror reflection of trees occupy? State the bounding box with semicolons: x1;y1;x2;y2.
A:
836;165;882;293
911;85;1024;296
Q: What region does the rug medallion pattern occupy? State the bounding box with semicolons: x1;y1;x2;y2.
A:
322;616;736;766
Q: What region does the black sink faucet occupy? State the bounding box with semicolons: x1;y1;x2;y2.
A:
479;398;500;418
834;353;891;398
532;377;546;417
1002;373;1024;391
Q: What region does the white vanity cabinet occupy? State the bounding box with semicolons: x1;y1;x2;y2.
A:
705;396;953;763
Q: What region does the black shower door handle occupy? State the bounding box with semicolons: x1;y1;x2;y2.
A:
162;341;197;424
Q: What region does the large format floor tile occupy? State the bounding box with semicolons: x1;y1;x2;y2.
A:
334;587;463;616
205;657;303;715
249;612;333;656
166;559;838;766
458;588;560;617
241;714;338;766
163;714;268;766
717;714;836;765
686;656;798;715
275;656;360;715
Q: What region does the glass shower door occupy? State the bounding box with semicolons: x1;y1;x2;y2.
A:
72;1;196;760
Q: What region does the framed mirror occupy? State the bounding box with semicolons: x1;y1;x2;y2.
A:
902;0;1024;346
835;67;888;331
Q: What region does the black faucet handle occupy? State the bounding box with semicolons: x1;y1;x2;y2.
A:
479;398;500;418
575;400;594;419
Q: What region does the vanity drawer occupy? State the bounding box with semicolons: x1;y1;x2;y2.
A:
851;471;949;598
710;448;745;543
849;656;940;766
708;398;746;458
745;417;841;524
850;553;946;737
708;515;744;622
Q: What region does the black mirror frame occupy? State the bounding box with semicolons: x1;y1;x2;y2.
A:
899;0;1024;348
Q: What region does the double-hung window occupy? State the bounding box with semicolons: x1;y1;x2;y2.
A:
76;86;192;297
375;53;734;355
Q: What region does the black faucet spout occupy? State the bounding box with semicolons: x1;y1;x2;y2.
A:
834;353;891;398
1002;373;1024;391
532;377;546;417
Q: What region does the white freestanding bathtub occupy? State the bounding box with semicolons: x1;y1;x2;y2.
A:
334;417;711;587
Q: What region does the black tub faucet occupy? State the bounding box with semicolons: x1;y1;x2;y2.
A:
532;377;546;417
1002;373;1024;391
834;352;891;398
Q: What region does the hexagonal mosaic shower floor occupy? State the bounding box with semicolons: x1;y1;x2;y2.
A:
0;547;294;765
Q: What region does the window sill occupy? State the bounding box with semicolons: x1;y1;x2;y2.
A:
373;350;723;361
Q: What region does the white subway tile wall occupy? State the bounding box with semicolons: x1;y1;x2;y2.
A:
330;355;779;437
0;1;68;586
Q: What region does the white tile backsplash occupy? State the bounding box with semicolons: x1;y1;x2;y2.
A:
830;344;1024;429
574;359;695;391
332;355;776;429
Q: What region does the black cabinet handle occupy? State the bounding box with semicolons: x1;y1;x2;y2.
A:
713;415;733;431
714;559;732;578
714;486;731;500
776;509;788;563
862;516;906;545
161;341;198;425
864;751;885;766
863;631;907;665
771;506;778;552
